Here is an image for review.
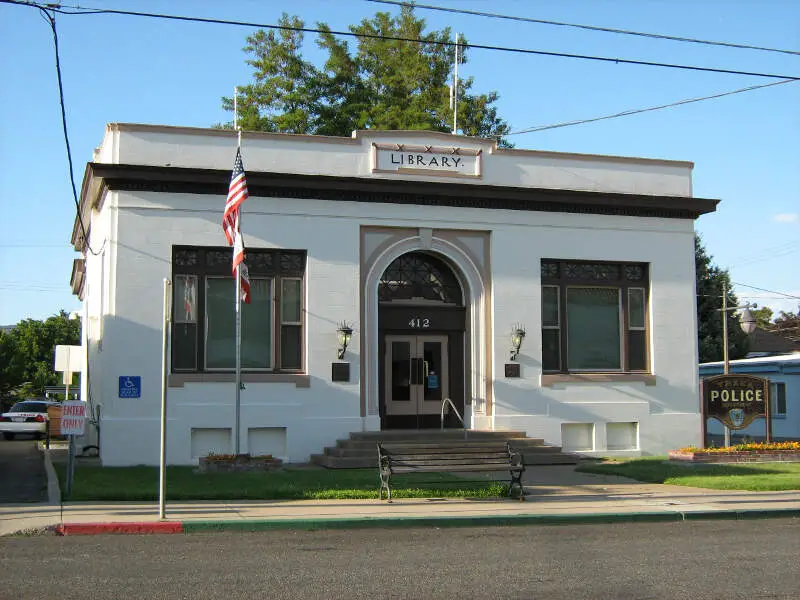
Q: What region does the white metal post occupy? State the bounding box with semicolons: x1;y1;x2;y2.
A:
234;267;242;456
65;376;74;498
452;33;459;135
159;278;171;519
722;281;731;447
234;86;242;457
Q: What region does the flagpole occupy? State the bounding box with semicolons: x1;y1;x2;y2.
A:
233;87;242;456
235;266;242;456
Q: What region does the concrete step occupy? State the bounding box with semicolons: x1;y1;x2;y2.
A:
311;453;578;469
335;438;546;450
309;454;374;469
322;442;565;458
313;429;578;469
348;430;529;441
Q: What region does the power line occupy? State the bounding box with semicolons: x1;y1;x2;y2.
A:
4;0;799;81
35;5;104;256
730;250;799;269
507;79;797;136
369;0;800;57
0;243;72;248
728;241;800;268
731;282;800;301
729;240;800;260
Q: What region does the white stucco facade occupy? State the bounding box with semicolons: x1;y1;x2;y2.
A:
72;124;716;466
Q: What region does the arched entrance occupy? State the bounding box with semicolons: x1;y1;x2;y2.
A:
378;252;467;429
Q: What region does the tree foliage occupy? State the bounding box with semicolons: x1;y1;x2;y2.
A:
695;235;749;363
772;310;800;342
750;306;774;329
223;7;512;142
0;311;80;402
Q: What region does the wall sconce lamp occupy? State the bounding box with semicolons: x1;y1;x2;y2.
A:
337;322;353;360
509;325;526;361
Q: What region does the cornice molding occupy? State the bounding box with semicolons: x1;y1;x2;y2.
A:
73;162;718;251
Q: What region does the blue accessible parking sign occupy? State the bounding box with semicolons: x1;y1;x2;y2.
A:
119;376;141;398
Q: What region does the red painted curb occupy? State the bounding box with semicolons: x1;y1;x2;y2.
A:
56;522;184;535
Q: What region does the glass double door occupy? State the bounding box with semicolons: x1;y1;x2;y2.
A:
385;335;449;416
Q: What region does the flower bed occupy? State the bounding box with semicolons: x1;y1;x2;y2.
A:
669;441;800;463
198;453;283;473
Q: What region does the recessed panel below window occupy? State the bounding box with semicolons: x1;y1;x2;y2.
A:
248;427;287;459
606;422;639;451
191;428;231;459
561;423;594;452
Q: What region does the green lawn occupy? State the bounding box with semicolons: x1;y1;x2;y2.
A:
576;457;800;491
53;464;508;501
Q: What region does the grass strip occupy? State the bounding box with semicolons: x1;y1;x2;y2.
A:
576;457;800;491
53;464;509;501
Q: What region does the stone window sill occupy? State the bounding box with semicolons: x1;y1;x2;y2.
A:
541;373;656;387
169;373;310;388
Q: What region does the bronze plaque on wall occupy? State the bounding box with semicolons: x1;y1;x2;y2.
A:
331;362;350;383
703;374;769;430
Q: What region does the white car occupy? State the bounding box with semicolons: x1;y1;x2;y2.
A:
0;400;57;440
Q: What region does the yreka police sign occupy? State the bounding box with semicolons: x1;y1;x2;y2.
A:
702;374;770;430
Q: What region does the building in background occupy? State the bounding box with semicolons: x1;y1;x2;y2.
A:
70;123;717;466
744;328;800;358
700;354;800;442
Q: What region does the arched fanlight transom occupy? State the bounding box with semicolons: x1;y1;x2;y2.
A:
378;252;463;305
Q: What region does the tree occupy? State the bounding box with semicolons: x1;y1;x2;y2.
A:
751;306;774;329
0;311;81;400
695;235;749;363
772;310;800;342
222;7;512;142
0;330;24;400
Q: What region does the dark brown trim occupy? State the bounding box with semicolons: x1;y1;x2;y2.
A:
542;260;651;375
541;374;657;386
170;245;307;374
85;162;718;220
168;373;310;388
70;258;85;299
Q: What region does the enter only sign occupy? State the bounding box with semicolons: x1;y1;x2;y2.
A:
60;401;87;436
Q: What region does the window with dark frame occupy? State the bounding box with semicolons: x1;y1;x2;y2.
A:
770;382;786;418
541;259;649;373
171;246;306;373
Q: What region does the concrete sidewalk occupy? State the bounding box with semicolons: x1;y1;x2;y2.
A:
1;448;798;536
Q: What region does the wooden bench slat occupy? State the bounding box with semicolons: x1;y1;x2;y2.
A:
377;441;525;501
384;446;508;456
391;465;520;473
387;450;510;454
387;454;512;462
391;460;515;466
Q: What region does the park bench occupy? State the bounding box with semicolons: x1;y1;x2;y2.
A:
377;441;525;502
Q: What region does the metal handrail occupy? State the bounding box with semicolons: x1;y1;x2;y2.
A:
440;397;464;430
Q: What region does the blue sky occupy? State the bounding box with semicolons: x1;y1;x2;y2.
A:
1;0;798;325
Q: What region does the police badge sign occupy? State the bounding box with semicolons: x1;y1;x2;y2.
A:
702;374;770;430
728;408;745;428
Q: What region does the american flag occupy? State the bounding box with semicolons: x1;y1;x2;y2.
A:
223;147;251;304
222;148;249;246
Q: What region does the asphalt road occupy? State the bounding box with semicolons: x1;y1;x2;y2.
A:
0;439;46;503
2;519;798;599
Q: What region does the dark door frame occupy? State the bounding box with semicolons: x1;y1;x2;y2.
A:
378;305;466;430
